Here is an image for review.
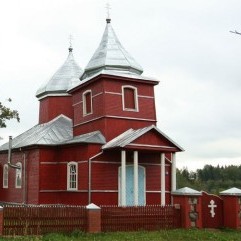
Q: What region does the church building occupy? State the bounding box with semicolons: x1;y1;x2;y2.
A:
0;17;183;206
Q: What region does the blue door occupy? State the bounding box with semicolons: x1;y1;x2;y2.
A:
119;165;145;206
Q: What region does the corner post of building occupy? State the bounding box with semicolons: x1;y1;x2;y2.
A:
161;153;166;205
0;206;4;235
121;150;126;206
134;151;139;206
86;203;101;233
171;152;176;191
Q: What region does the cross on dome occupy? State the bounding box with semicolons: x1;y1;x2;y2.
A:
106;2;111;23
69;34;73;52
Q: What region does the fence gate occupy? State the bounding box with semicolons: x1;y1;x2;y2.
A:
201;191;223;228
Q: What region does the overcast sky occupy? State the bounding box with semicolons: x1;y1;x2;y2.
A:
1;0;241;170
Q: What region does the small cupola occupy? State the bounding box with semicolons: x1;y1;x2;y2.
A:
36;46;83;99
81;18;143;80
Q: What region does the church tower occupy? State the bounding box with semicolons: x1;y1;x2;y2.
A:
36;46;83;124
69;18;159;141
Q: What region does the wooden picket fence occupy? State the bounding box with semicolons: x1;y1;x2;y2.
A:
1;204;181;235
3;205;87;236
101;205;181;232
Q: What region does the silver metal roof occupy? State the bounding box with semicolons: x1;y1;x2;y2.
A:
63;131;106;145
81;19;143;79
0;115;105;151
102;125;184;151
36;48;83;99
172;187;201;196
220;187;241;196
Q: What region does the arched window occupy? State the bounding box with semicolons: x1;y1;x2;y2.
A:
83;90;92;116
122;86;138;111
3;164;8;188
67;162;78;190
15;162;22;189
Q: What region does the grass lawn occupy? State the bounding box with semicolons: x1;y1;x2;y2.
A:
1;229;241;241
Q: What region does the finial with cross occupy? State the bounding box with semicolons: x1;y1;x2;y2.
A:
69;34;73;52
106;2;111;23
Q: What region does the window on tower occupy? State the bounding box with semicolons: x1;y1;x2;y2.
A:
122;86;138;111
67;162;78;191
83;90;93;116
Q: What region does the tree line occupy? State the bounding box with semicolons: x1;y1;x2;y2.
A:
177;164;241;194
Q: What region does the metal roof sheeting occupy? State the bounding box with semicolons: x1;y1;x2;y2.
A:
102;125;184;151
81;19;143;79
220;187;241;196
36;49;83;99
172;187;201;196
0;115;106;151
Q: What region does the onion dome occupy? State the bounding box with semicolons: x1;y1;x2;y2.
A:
36;47;83;99
81;18;143;80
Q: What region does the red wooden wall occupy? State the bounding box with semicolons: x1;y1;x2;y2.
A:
39;96;73;124
71;76;157;141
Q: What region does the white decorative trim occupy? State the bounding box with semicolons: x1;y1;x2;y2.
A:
122;85;139;112
161;153;165;205
91;161;120;164
146;190;171;193
40;190;88;193
138;95;154;99
83;90;93;116
74;115;156;127
3;164;8;189
90;190;118;193
105;91;154;99
106;115;156;122
128;143;175;149
67;162;78;191
105;91;122;96
40;161;88;165
15;162;22;189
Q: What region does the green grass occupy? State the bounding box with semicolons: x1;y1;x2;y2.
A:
1;229;241;241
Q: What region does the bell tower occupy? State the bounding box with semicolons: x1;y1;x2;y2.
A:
69;19;159;141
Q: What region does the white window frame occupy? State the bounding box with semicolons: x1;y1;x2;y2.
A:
83;90;93;116
67;162;78;191
15;162;22;189
122;85;139;112
3;164;8;188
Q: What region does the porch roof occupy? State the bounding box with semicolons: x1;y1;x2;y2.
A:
102;125;184;152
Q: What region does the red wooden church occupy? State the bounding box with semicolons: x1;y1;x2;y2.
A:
0;18;183;206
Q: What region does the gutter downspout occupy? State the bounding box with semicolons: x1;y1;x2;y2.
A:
88;151;103;204
8;136;20;169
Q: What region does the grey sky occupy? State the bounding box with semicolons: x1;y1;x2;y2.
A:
1;0;241;170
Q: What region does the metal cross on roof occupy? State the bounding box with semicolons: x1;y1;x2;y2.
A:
106;2;111;19
69;34;73;48
69;34;73;52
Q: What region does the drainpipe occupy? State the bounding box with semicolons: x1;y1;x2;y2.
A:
88;151;103;204
8;136;20;169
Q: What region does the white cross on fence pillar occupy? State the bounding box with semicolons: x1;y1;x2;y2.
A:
208;199;217;218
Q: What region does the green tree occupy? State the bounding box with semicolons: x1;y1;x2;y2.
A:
0;99;20;128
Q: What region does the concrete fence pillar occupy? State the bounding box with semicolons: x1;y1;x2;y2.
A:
86;203;101;233
0;206;3;235
220;187;241;229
